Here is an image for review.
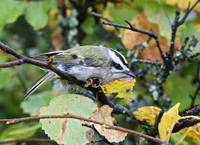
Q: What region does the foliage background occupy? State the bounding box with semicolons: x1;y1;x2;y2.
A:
0;0;200;145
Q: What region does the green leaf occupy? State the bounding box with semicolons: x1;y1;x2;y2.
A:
0;0;26;30
144;2;175;38
165;75;199;111
40;93;97;145
43;0;56;12
81;16;95;35
21;91;53;115
24;0;56;30
171;132;200;145
0;54;9;62
0;123;40;141
0;69;14;89
81;25;119;46
141;0;176;38
108;2;138;23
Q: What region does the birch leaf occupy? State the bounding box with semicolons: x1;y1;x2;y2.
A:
40;94;97;145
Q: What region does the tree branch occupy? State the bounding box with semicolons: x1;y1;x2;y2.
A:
0;41;136;121
0;114;166;144
0;42;22;58
181;105;200;116
173;119;200;133
0;59;24;68
0;42;84;85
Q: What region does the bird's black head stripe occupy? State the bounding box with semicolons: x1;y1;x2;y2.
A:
111;49;128;66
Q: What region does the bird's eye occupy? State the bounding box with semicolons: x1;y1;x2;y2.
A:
112;61;123;70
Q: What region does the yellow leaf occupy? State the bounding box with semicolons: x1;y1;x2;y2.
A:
165;0;200;13
101;78;136;100
180;122;200;140
158;103;181;142
132;106;161;125
165;0;178;5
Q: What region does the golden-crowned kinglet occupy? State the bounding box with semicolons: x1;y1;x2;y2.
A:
24;45;135;98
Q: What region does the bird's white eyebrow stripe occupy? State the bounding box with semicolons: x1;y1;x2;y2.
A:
108;49;128;70
111;49;128;65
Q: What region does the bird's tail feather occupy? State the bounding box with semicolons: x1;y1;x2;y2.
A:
24;72;56;100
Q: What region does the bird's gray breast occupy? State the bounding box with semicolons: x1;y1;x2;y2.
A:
57;63;111;83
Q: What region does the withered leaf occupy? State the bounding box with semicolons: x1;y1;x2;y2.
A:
90;105;127;143
122;13;180;62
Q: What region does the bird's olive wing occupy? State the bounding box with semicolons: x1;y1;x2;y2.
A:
79;57;104;67
53;46;109;67
33;45;110;67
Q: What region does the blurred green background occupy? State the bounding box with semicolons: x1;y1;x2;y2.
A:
0;0;200;145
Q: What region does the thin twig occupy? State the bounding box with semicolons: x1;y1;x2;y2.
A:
102;20;166;62
92;12;166;62
169;0;200;58
0;42;22;58
0;59;24;67
169;10;180;58
178;0;200;25
0;114;166;144
92;12;110;22
180;37;189;50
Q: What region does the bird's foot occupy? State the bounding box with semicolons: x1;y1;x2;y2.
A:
85;77;101;88
47;56;54;64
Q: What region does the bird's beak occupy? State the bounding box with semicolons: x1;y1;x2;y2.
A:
123;71;135;78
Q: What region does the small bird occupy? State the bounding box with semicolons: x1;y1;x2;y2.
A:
24;45;135;98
